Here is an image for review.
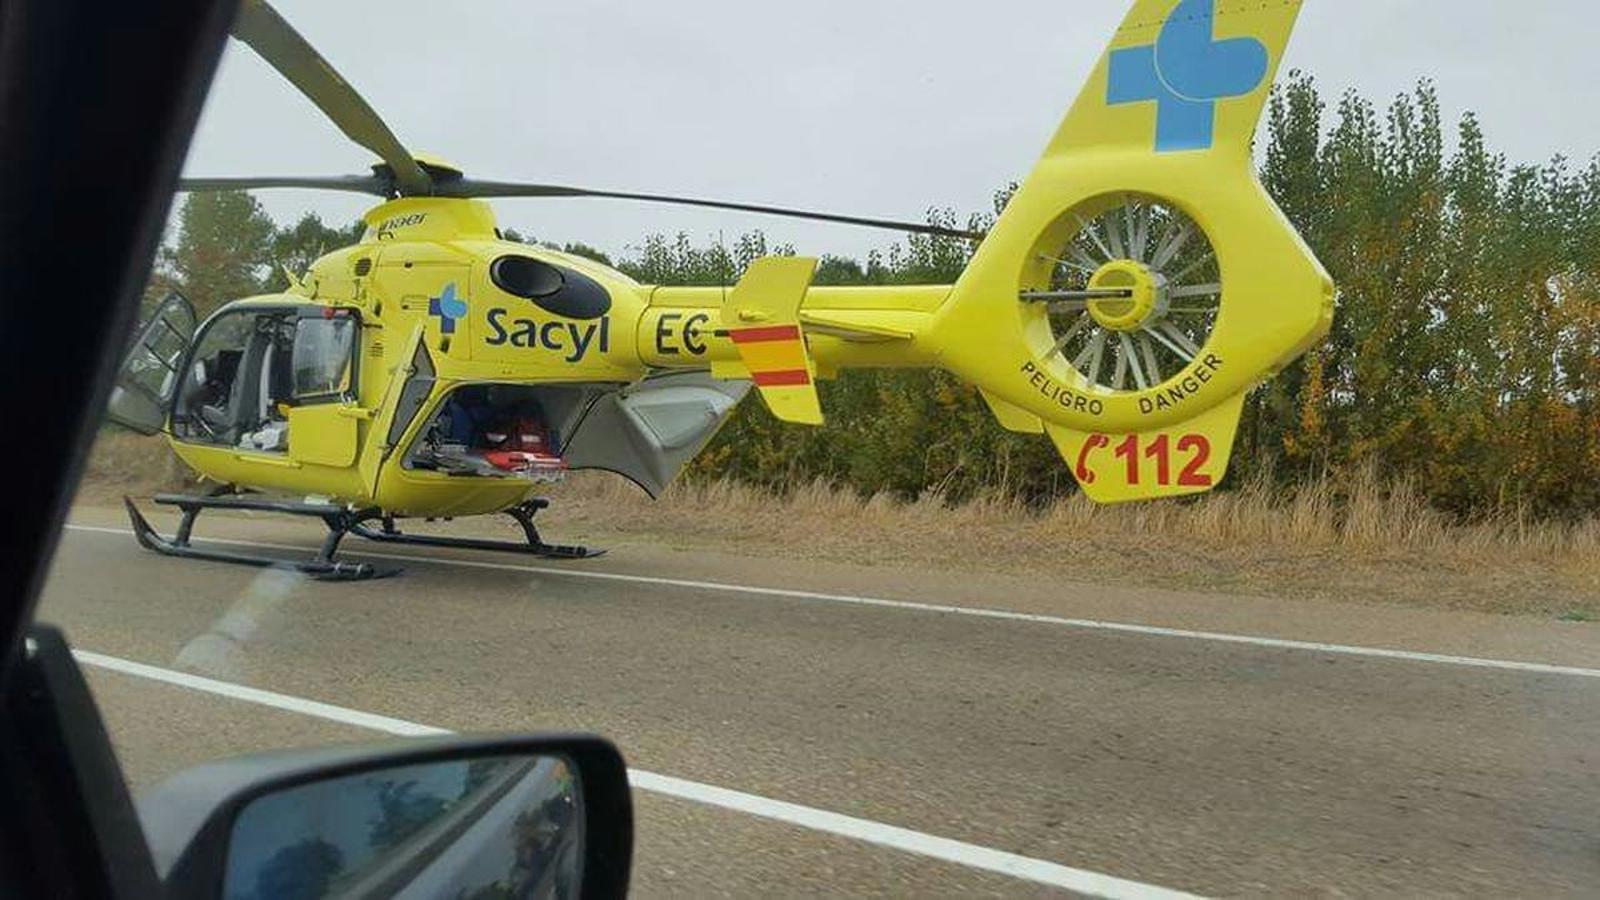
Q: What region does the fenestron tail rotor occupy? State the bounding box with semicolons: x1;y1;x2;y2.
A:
1024;194;1222;393
186;0;985;242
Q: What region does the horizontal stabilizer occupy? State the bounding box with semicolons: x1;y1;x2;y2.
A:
723;258;824;425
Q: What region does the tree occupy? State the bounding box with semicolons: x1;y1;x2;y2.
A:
248;837;343;900
367;780;448;848
499;228;615;266
262;212;365;291
162;190;275;316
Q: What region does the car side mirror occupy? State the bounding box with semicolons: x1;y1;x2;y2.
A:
138;734;633;899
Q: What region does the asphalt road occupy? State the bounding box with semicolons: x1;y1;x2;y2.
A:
36;506;1600;897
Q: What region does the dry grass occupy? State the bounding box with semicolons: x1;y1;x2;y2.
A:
75;429;197;503
76;431;1600;618
548;466;1600;618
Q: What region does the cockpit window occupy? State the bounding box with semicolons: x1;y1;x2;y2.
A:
291;316;356;397
175;307;359;451
489;255;612;319
490;255;564;299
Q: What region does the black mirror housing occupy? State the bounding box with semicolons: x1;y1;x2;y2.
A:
139;733;632;899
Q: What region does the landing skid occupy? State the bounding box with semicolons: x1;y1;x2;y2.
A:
122;494;603;580
124;494;398;581
347;499;606;560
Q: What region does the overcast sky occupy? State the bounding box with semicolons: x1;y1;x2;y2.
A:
180;1;1599;262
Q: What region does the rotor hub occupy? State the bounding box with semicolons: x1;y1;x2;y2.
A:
1031;194;1221;393
1087;260;1167;332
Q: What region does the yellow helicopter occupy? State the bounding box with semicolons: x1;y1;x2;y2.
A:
110;0;1332;579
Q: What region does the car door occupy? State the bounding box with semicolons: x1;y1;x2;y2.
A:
0;0;237;895
104;291;197;435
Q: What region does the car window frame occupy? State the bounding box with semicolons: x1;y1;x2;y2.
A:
0;0;240;895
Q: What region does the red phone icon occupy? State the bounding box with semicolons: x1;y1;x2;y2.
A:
1076;434;1111;484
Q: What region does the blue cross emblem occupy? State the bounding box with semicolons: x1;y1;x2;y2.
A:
427;282;468;334
1106;0;1269;153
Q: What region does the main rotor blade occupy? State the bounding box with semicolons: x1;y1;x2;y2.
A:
175;170;989;241
231;0;429;195
178;174;390;195
445;179;986;240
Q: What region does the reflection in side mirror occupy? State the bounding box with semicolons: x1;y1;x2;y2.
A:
224;754;583;899
138;734;631;900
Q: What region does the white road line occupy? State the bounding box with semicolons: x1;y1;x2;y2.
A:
65;523;1600;680
64;522;1600;679
75;649;1197;899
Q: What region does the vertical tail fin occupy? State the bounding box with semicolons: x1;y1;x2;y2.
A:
1048;0;1303;161
923;0;1331;501
719;257;824;425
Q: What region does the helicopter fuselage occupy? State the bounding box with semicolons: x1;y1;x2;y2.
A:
161;196;948;517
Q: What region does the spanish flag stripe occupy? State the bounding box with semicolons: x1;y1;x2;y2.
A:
738;339;808;373
753;369;811;387
729;324;802;344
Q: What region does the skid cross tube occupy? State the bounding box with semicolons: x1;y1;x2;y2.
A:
123;494;399;580
347;498;605;559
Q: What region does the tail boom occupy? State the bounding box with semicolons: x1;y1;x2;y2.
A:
632;0;1331;503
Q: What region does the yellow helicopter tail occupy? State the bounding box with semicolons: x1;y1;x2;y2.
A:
645;0;1330;503
916;0;1332;502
